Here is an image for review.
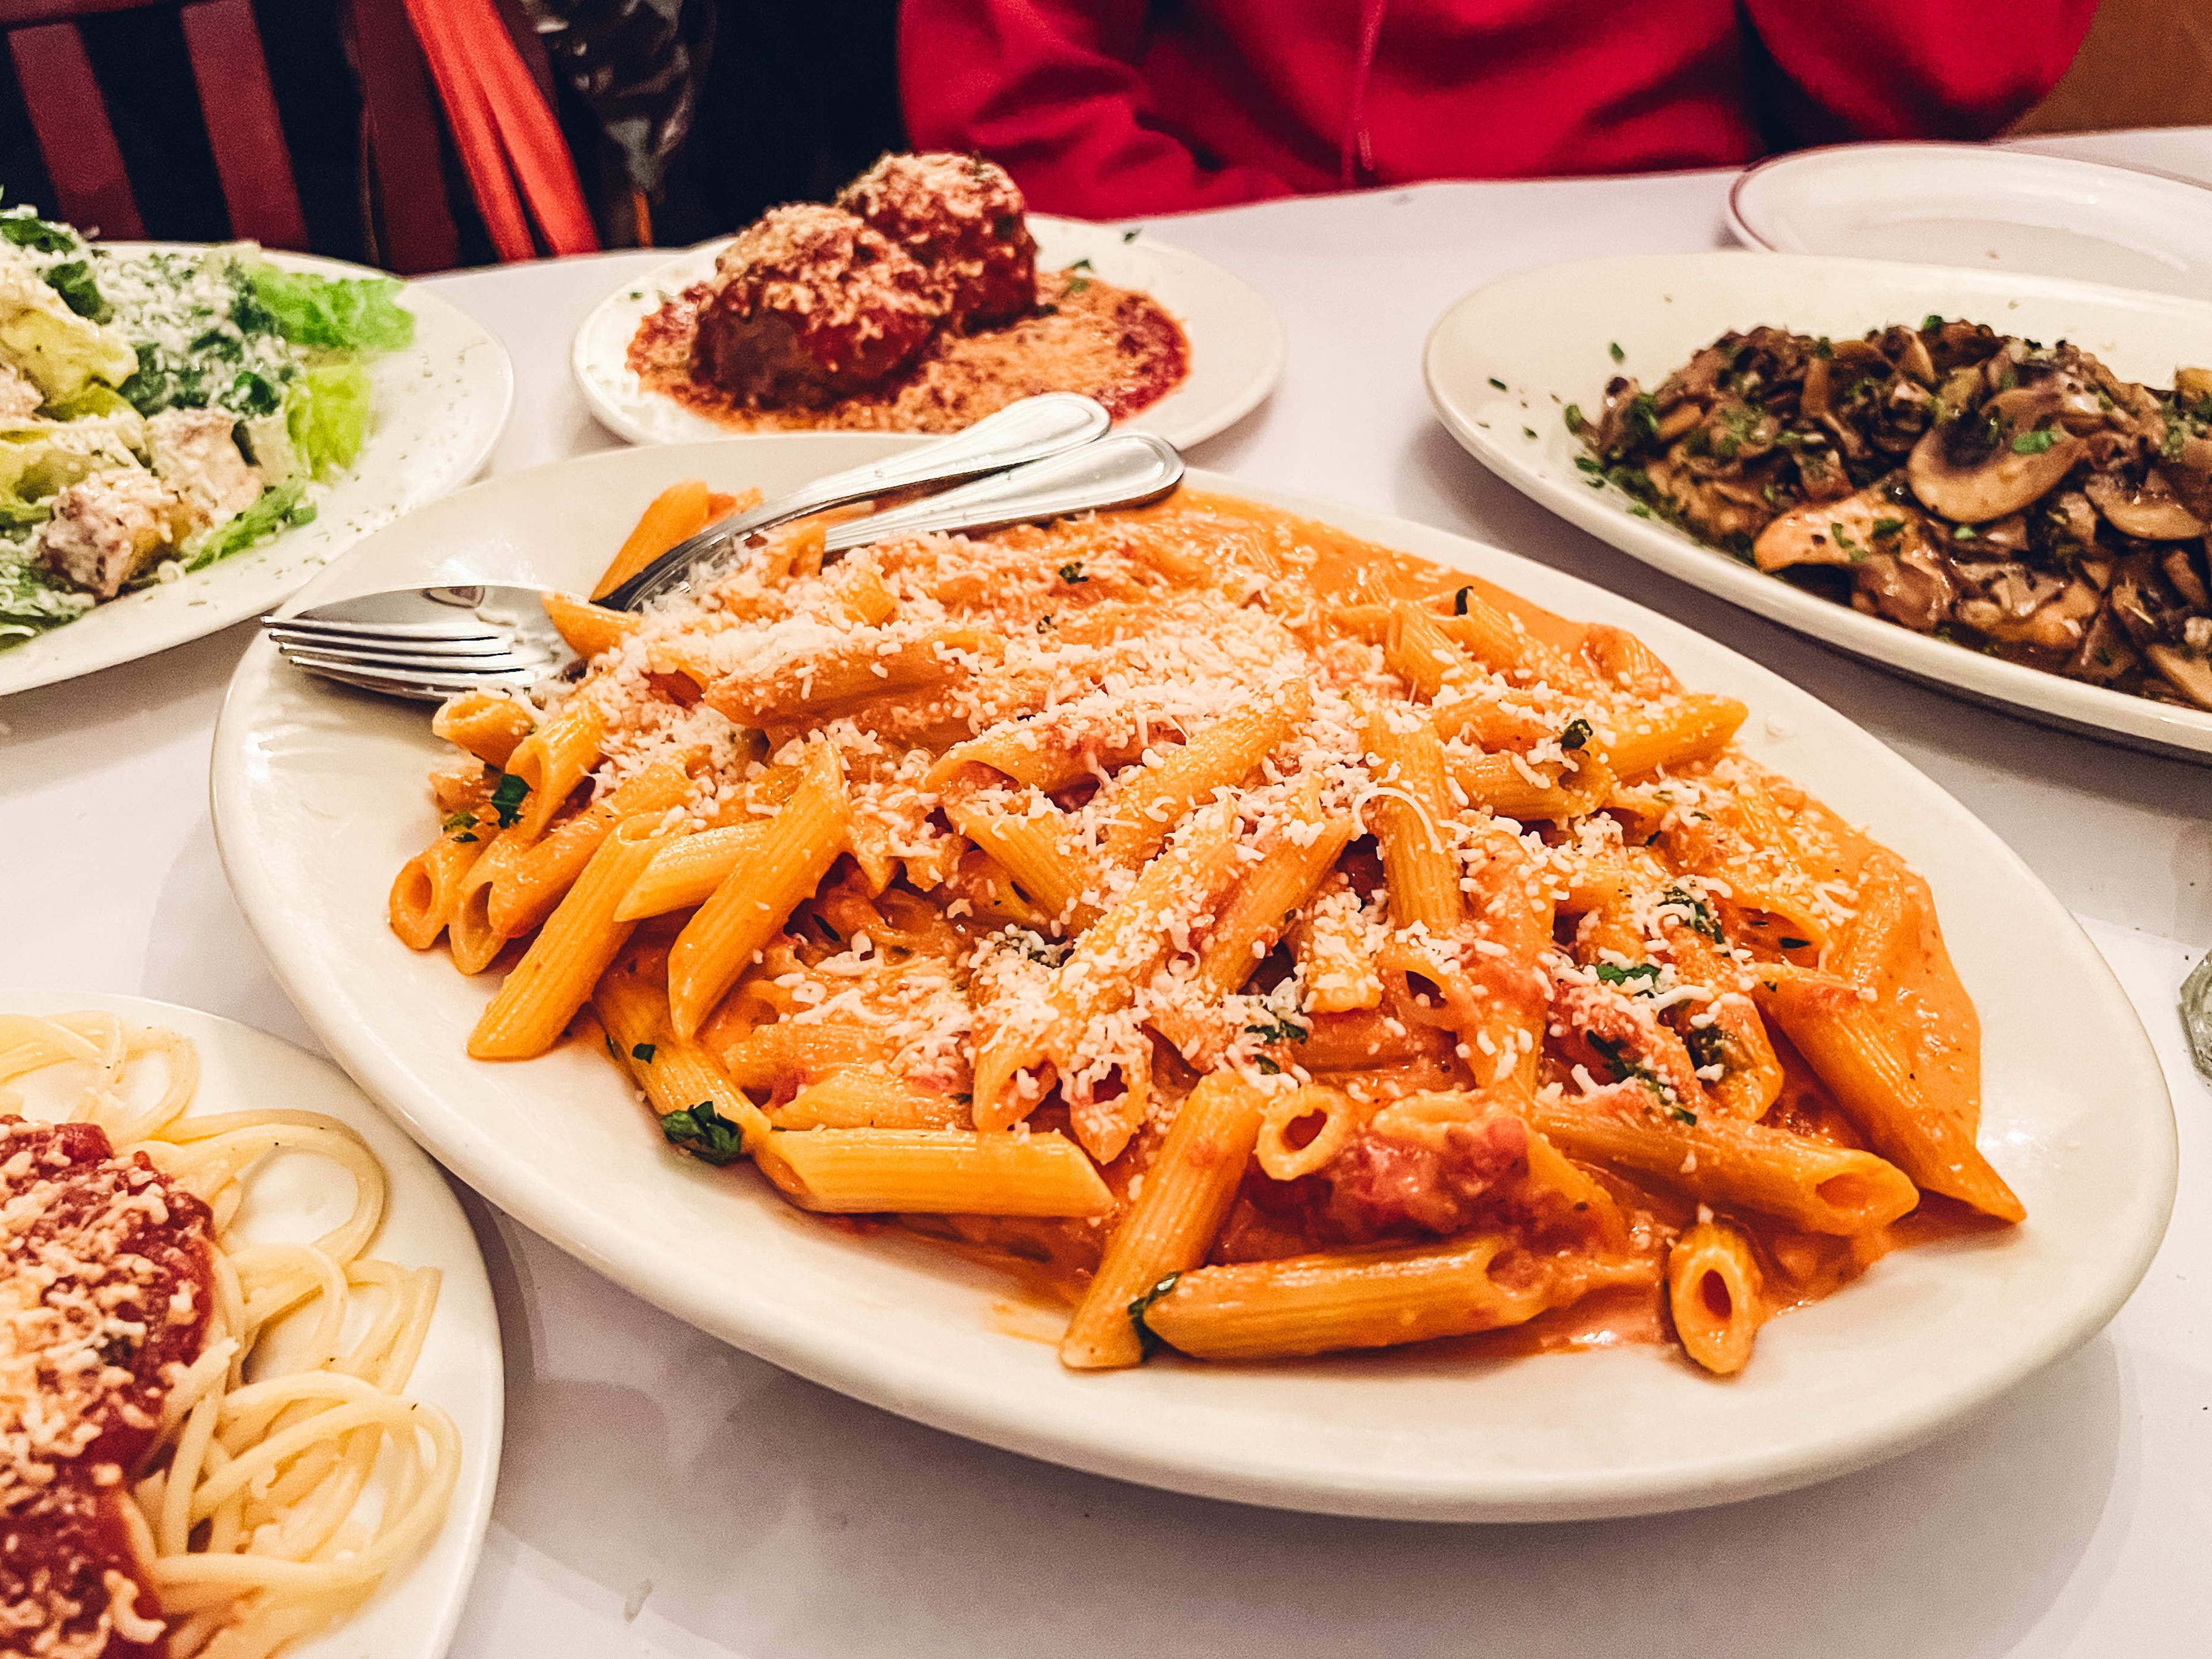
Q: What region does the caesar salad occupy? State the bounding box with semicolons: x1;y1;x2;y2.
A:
0;205;416;649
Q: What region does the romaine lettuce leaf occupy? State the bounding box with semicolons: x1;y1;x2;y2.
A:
183;479;314;571
0;551;90;645
285;362;372;478
245;267;415;354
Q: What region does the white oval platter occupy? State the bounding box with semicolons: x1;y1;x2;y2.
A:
1426;250;2212;759
211;434;2172;1522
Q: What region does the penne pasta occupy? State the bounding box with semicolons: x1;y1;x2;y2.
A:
666;743;850;1038
392;481;2018;1380
1062;1073;1266;1369
768;1128;1113;1216
1527;1087;1919;1234
1667;1219;1764;1376
469;816;669;1060
1138;1233;1553;1361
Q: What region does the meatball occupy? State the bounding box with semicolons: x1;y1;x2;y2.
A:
838;152;1038;331
690;204;942;408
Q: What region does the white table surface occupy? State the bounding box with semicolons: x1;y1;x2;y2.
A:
5;127;2210;1657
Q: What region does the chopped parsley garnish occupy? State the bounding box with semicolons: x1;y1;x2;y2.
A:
1064;257;1095;294
660;1100;745;1165
631;1043;657;1062
1608;341;1626;363
1522;426;1537;439
1069;257;1094;271
1922;313;1943;331
1683;1025;1730;1074
1122;228;1141;242
1058;561;1088;583
1563;403;1584;434
1244;1013;1308;1045
488;772;529;827
1488;376;1509;391
1660;884;1724;942
1593;961;1661;990
1953;522;1978;540
1575;454;1603;475
1127;1272;1181;1358
1559;717;1593;752
1869;517;1905;539
1586;1033;1673;1103
2011;427;2059;454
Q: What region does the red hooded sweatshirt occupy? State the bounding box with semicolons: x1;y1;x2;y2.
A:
897;0;2100;218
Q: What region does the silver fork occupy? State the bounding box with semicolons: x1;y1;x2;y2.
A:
263;430;1186;702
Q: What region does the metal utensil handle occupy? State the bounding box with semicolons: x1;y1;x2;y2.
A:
601;393;1112;612
824;433;1185;551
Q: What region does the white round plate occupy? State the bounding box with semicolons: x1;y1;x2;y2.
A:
1426;250;2212;761
571;216;1283;450
5;990;503;1659
0;246;514;699
211;436;2173;1522
1728;142;2212;300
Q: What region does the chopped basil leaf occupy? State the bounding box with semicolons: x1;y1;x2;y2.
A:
661;1100;745;1165
1660;883;1724;942
1058;561;1088;583
1593;961;1660;989
1254;1055;1283;1075
1669;1105;1699;1125
1453;586;1472;615
631;1043;657;1062
1777;936;1810;950
1559;717;1593;751
1243;1013;1308;1045
1127;1272;1181;1358
442;810;478;833
488;772;529;827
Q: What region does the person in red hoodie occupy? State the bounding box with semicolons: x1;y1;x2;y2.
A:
897;0;2100;218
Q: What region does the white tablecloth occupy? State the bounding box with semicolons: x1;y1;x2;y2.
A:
5;128;2210;1657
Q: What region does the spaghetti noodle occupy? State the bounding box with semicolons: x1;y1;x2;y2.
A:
0;1013;458;1659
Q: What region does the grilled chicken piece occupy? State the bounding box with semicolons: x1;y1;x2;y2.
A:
35;468;181;598
146;407;262;532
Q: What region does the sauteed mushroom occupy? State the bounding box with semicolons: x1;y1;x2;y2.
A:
1578;313;2212;713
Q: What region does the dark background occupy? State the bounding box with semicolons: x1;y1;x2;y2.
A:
0;0;906;266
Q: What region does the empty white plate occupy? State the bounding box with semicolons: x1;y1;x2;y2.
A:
1728;142;2212;301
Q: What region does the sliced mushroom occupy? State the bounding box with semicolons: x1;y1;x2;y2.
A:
1852;547;1955;632
2067;600;2139;682
2163;546;2210;610
2164;435;2212;521
1896;329;1938;387
1907;415;2084;524
2085;469;2207;540
2147;642;2212;710
1753;480;1920;573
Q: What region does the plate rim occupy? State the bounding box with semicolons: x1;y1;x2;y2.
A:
0;243;516;700
567;214;1285;452
1;988;505;1659
1726;139;2212;255
209;437;2177;1522
1423;247;2212;761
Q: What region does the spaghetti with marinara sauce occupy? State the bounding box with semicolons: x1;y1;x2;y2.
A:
0;1013;458;1659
